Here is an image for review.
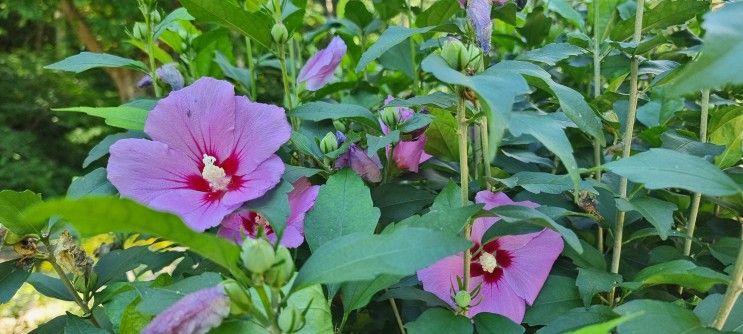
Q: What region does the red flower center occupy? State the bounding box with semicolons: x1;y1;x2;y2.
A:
184;152;244;203
240;211;273;236
469;239;513;284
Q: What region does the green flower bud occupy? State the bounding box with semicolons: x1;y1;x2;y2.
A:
222;279;252;314
240;238;275;274
333;120;346;132
319;132;339;154
271;23;289;44
454;290;471;309
150;10;161;24
266;246;294;287
440;38;467;70
380;107;399;128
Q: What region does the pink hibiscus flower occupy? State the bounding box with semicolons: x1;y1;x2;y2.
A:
142;286;230;334
381;96;432;173
417;191;564;323
297;36;347;91
107;77;291;231
217;177;320;248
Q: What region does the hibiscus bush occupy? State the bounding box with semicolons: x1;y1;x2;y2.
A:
2;0;743;333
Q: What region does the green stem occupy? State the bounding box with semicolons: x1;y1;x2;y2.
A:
711;218;743;330
43;240;98;326
255;284;276;329
592;0;604;253
383;143;395;183
245;36;258;99
609;0;645;305
479;117;491;180
141;2;162;98
406;2;419;94
682;89;710;257
457;90;471;292
389;298;406;334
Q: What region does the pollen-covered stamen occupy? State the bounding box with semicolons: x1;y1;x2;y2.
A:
479;251;498;273
201;154;231;191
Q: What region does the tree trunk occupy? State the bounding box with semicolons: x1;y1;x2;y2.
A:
58;0;135;101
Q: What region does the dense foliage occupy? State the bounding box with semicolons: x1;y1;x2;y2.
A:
1;0;742;333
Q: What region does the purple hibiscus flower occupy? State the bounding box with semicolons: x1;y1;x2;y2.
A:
142;286;230;334
417;190;564;323
381;96;432;173
217;177;320;248
107;77;291;231
297;36;347;91
334;131;383;183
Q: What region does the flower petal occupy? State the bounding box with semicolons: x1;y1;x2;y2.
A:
467;0;493;53
297;36;346;91
281;177;320;248
223;155;285;206
468;279;526;323
502;229;564;305
417;254;464;309
231;96;291;175
145;77;237;162
393;136;429;173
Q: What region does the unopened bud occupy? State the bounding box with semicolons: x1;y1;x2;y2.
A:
454;290;471;309
271;23;289;44
266;246;294;287
240;238;275;274
319;132;339;154
381;107;399;128
223;279;252;314
440;38;483;73
333;120;346;132
150;10;161;24
441;38;467;70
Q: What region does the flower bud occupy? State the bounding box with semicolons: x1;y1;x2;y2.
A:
222;279;252;314
454;290;471;309
333;120;346;132
319;132;339;154
265;246;294;287
271;23;289;44
440;38;483;73
150;10;161;24
380;107;399;128
240;238;275;274
440;38;467;70
132;22;146;40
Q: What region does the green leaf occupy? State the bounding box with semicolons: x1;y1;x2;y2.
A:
509;112;581;193
416;0;459;27
614;299;707;333
497;172;594;195
399;113;433;133
431;180;466;210
367;130;400;155
179;0;273;48
45;52;147;73
709;112;743;169
27;273;74;301
0;190;44;236
290;102;379;129
64;313;108;334
568;313;641;334
0;260;32;303
588;0;620;41
341;275;401;314
473;313;525;334
136;272;222;315
611;0;711;41
119;299;151;334
616;196;676;240
538;305;618;334
631;259;728;292
356;26;434;72
214;51;252;90
424;107;459;161
406;308;473;334
29;315;68;334
385;92;456;109
516;43;586;66
83;131;144;168
283;164;321;183
295;227;469;288
53;106;148;131
154;8;194;39
304;169;381;250
422;55;530;158
694;293;743;332
603;148;742;196
576;268;622;306
547;0;585;28
563;239;607;270
710;237;740;266
484;205;582;253
94;246;151;289
291;130;324;159
399;204;482;235
524;275;583;326
67;168;116;199
244;180;292;236
661;131;725;160
372;183;434;223
490;61;606;146
22;197;245;281
280;284;334;334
